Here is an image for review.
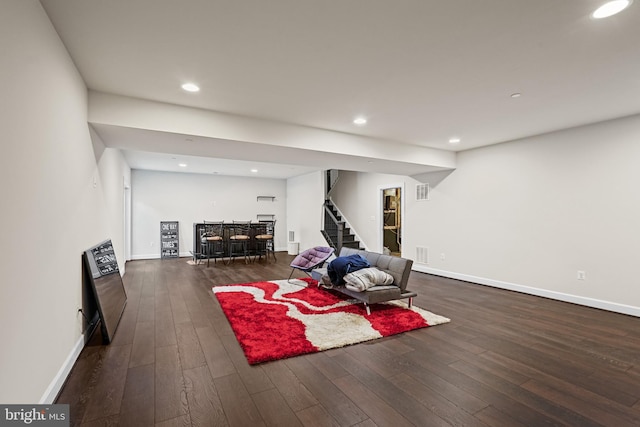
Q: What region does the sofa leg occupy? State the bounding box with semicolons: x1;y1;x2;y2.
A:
408;297;413;308
364;303;370;316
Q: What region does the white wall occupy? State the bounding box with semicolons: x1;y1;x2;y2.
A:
286;171;327;251
331;115;640;316
92;128;132;271
131;170;287;258
0;0;130;403
331;171;406;252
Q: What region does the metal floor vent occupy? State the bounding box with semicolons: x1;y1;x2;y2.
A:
416;246;428;264
416;183;430;201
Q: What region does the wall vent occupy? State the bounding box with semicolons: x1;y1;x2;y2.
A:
416;246;428;264
416;183;430;201
288;231;295;242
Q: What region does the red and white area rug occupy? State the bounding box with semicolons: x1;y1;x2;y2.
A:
212;278;450;364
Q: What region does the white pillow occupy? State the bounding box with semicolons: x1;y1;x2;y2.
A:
343;267;394;292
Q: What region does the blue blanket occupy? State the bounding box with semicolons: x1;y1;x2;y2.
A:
327;254;371;285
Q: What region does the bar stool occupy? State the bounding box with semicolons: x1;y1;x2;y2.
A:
254;220;276;262
202;221;225;266
227;221;251;264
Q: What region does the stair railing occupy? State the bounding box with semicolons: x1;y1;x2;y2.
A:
322;201;344;252
326;169;340;198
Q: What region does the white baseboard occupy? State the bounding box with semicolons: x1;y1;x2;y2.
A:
131;252;190;260
39;334;85;404
413;264;640;318
131;253;160;260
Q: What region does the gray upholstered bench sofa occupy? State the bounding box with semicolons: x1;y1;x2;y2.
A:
311;247;417;315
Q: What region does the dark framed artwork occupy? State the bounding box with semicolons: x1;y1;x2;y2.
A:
160;221;179;258
82;239;127;344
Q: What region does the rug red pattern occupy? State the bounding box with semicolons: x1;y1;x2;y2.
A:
212;278;450;364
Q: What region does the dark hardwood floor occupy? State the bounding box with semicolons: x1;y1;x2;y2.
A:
57;254;640;426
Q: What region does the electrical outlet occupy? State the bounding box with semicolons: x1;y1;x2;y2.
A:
577;270;586;280
440;253;446;261
150;241;154;247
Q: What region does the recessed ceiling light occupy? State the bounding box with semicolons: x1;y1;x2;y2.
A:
251;169;258;173
353;117;367;125
592;0;632;18
449;137;461;144
511;92;522;98
181;83;200;92
178;163;187;167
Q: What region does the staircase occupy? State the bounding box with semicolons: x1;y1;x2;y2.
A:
321;200;362;252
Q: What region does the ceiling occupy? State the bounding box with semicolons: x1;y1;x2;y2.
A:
40;0;640;178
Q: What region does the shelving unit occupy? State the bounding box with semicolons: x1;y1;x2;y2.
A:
257;196;276;222
257;214;276;221
383;209;399;230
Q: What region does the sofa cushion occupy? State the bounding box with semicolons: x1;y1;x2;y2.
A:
340;247;412;291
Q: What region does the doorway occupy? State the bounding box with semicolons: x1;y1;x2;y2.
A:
123;178;131;262
382;187;401;257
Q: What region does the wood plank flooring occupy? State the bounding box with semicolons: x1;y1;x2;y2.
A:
56;254;640;426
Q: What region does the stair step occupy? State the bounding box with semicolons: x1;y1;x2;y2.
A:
342;241;361;249
323;201;362;251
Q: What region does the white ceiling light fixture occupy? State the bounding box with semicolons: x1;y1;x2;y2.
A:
592;0;632;18
178;163;187;167
353;117;367;125
511;93;522;98
251;169;258;173
181;82;200;92
448;137;461;144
